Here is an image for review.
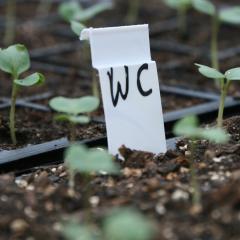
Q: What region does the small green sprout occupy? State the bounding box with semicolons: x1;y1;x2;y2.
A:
58;1;112;99
195;64;240;127
4;0;16;46
192;0;240;71
0;44;45;144
103;208;154;240
163;0;192;37
62;208;154;240
126;0;140;24
174;115;229;208
58;1;112;23
49;96;99;142
64;143;119;192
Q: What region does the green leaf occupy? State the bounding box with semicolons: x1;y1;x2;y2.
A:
195;63;225;79
192;0;216;16
163;0;192;9
70;21;86;36
69;115;90;124
14;73;45;87
49;96;100;115
173;115;199;138
200;128;229;143
225;67;240;81
220;7;240;25
104;208;154;240
0;44;30;78
65;144;119;174
63;222;96;240
58;1;82;22
75;2;112;22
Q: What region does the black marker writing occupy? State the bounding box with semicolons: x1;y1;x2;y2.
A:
108;66;129;107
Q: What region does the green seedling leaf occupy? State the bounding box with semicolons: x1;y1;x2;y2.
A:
104;208;154;240
74;2;112;22
220;7;240;25
163;0;192;9
71;21;86;36
14;73;45;87
201;128;229;144
0;44;30;78
192;0;216;16
225;67;240;81
65;144;119;174
63;221;96;240
49;96;100;115
173;115;199;137
58;1;82;22
54;114;90;124
195;63;225;79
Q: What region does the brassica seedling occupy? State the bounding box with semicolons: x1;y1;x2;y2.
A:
49;96;99;141
163;0;192;37
64;143;119;191
58;1;112;23
62;207;154;240
192;0;240;71
58;1;112;98
195;64;240;127
126;0;140;24
3;0;16;46
103;208;154;240
174;115;229;208
0;44;45;144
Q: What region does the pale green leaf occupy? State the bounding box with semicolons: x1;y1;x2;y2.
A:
173;115;199;137
65;144;119;174
63;222;96;240
200;128;229;143
69;115;90;124
58;1;82;22
14;73;45;87
0;44;30;78
74;2;112;22
49;96;100;115
220;7;240;25
192;0;216;16
225;67;240;81
195;63;225;79
104;208;154;240
70;21;86;36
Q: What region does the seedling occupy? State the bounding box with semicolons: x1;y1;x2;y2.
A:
64;143;119;196
192;0;240;71
58;1;112;98
163;0;192;37
63;207;154;240
126;0;140;24
3;0;16;46
0;44;45;144
174;115;229;208
49;96;99;142
195;64;240;127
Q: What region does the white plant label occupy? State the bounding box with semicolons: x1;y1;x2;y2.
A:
80;24;167;155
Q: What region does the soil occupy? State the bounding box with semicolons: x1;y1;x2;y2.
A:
0;116;240;239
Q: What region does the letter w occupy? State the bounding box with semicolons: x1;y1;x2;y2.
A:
107;66;129;107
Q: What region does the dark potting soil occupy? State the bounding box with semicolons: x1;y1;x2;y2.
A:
0;108;106;150
0;116;240;239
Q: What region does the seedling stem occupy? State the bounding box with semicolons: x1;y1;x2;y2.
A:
9;80;18;145
126;0;140;24
178;6;188;37
189;140;201;207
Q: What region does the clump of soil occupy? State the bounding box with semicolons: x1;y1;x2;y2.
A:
0;117;240;239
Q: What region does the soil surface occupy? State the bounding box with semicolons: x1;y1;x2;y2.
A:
0;116;240;239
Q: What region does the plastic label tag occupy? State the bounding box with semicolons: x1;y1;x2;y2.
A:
81;24;166;155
